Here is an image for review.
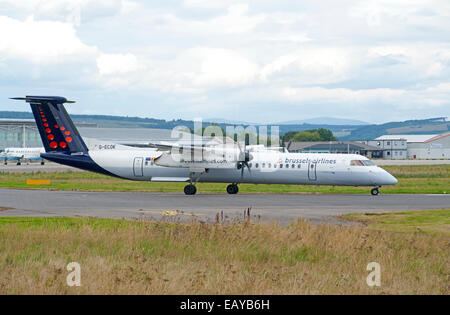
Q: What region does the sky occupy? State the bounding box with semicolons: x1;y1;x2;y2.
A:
0;0;449;124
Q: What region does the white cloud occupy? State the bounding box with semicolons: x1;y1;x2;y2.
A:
1;0;449;123
0;15;97;64
150;4;265;36
183;47;259;87
97;53;139;76
280;86;406;104
182;0;234;10
261;47;356;85
0;0;123;25
209;4;265;34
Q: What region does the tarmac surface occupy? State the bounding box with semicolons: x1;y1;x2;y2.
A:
0;162;81;173
0;189;448;225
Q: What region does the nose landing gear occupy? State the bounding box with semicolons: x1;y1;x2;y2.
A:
371;187;380;196
226;183;239;195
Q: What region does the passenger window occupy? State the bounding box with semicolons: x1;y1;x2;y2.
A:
279;164;283;169
262;163;265;168
292;164;295;169
297;164;301;169
268;163;272;168
255;163;259;168
285;164;289;168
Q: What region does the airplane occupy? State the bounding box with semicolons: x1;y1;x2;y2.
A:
11;96;397;196
1;147;45;165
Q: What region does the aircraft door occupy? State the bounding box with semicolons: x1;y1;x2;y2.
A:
133;157;144;177
308;162;317;181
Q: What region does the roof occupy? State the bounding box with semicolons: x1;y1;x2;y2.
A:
0;118;35;124
375;133;449;143
287;141;381;151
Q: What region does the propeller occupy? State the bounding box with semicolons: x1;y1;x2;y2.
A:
237;142;253;180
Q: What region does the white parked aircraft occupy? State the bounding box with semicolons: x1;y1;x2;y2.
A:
1;147;45;165
12;96;397;195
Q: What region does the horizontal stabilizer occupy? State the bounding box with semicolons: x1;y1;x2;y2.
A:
10;96;75;104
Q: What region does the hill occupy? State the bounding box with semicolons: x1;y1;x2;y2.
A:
0;111;447;140
340;117;449;140
277;117;369;125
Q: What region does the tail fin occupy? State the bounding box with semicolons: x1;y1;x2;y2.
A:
11;96;88;154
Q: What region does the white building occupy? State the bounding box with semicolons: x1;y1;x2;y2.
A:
375;133;450;159
359;138;407;159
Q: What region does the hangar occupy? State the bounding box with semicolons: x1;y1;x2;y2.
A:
0;119;174;151
375;133;450;159
0;119;46;149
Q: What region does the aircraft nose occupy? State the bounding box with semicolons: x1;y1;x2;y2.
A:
372;169;398;186
382;171;398;185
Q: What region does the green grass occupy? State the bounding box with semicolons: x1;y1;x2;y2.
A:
0;164;449;194
345;209;450;235
0;216;139;230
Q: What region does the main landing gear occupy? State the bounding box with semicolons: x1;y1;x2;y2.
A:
184;170;204;195
371;187;380;196
184;184;197;195
226;183;239;195
184;183;240;195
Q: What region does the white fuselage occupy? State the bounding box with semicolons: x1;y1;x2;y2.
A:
86;143;398;187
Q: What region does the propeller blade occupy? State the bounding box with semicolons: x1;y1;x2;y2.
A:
244;161;251;174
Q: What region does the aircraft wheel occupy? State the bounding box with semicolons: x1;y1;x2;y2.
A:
16;162;21;166
371;188;379;196
184;184;197;195
226;184;239;195
41;161;45;165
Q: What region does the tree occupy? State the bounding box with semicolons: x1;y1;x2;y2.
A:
282;128;336;142
315;128;336;141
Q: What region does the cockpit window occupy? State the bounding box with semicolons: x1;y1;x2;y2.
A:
350;160;375;166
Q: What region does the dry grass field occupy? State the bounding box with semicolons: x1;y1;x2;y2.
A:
0;214;448;295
